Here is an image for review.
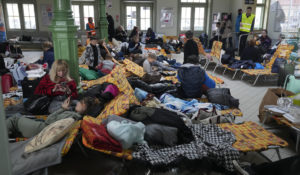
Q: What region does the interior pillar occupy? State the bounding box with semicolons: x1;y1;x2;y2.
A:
98;0;108;41
0;78;12;175
49;0;79;83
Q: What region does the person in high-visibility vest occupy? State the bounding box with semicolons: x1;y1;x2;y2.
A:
86;17;96;37
238;6;255;56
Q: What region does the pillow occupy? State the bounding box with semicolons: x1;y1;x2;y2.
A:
24;118;75;154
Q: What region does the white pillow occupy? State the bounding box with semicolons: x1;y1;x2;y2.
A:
24;118;75;154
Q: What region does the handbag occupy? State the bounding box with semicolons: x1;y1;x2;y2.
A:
24;95;51;115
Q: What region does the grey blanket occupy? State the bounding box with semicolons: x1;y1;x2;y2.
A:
10;137;66;175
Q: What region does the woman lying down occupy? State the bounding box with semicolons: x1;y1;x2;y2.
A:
6;96;99;138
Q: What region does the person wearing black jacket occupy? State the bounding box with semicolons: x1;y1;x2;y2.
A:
183;30;199;64
106;13;115;41
115;25;128;42
241;39;263;63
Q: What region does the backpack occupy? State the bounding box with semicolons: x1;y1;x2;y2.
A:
21;77;42;98
178;66;205;98
284;75;300;94
207;88;239;108
271;58;287;73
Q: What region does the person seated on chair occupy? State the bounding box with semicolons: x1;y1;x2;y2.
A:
146;28;156;44
83;37;102;71
97;54;116;76
6;96;99;138
115;25;128;42
37;41;55;69
257;30;272;54
128;35;142;54
184;30;199;64
241;39;263;63
129;26;142;41
177;55;216;98
209;22;222;49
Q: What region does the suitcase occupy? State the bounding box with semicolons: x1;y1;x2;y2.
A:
21;77;42;98
284;75;300;94
278;63;295;87
1;73;13;94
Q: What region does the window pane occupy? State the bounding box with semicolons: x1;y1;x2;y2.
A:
7;3;21;29
23;4;36;29
126;6;137;30
257;0;265;4
254;7;263;29
180;7;191;31
140;6;151;30
83;5;94;25
194;7;205;31
71;5;81;27
181;0;206;3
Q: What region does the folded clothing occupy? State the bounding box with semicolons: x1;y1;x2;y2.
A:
107;120;146;149
81;119;122;152
207;88;239;108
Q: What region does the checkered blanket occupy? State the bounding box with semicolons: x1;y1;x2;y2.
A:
132;123;240;171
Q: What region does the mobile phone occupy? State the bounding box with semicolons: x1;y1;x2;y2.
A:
60;82;67;87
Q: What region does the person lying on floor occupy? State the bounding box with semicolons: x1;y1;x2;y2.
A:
177;55;216;98
34;60;78;113
96;54;116;76
143;53;176;74
6;96;99;138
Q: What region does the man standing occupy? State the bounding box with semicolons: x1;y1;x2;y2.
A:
235;9;242;49
239;7;255;56
86;17;96;37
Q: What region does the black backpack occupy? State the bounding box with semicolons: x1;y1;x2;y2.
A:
21;77;42;98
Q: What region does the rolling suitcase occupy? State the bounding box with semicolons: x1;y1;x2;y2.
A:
278;63;295;87
1;73;13;94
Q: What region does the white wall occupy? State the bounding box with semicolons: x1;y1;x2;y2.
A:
155;0;178;36
37;0;52;32
106;0;120;27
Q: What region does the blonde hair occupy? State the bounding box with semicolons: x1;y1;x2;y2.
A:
43;41;53;50
49;60;72;83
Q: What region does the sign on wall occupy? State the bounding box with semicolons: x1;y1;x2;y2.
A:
106;0;112;8
160;7;174;28
41;4;53;26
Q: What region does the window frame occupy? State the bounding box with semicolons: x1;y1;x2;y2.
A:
254;1;266;30
179;0;208;35
71;1;97;31
22;3;37;30
3;0;38;31
122;2;155;32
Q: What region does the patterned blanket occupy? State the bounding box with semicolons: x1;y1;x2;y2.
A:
133;123;240;172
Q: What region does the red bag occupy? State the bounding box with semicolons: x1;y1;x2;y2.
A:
1;74;13;94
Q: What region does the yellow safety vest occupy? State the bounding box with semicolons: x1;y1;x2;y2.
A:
240;13;255;33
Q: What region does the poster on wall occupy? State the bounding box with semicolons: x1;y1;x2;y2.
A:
41;4;53;26
160;8;174;28
106;0;112;8
0;4;6;42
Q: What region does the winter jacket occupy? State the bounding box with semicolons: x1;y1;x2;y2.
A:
183;39;199;64
177;64;206;98
128;41;142;54
34;74;78;98
128;106;194;144
83;44;102;67
229;60;255;69
42;48;55;69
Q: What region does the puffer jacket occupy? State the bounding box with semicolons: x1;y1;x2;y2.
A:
177;64;205;98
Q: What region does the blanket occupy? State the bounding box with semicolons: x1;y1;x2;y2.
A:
133;123;240;172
